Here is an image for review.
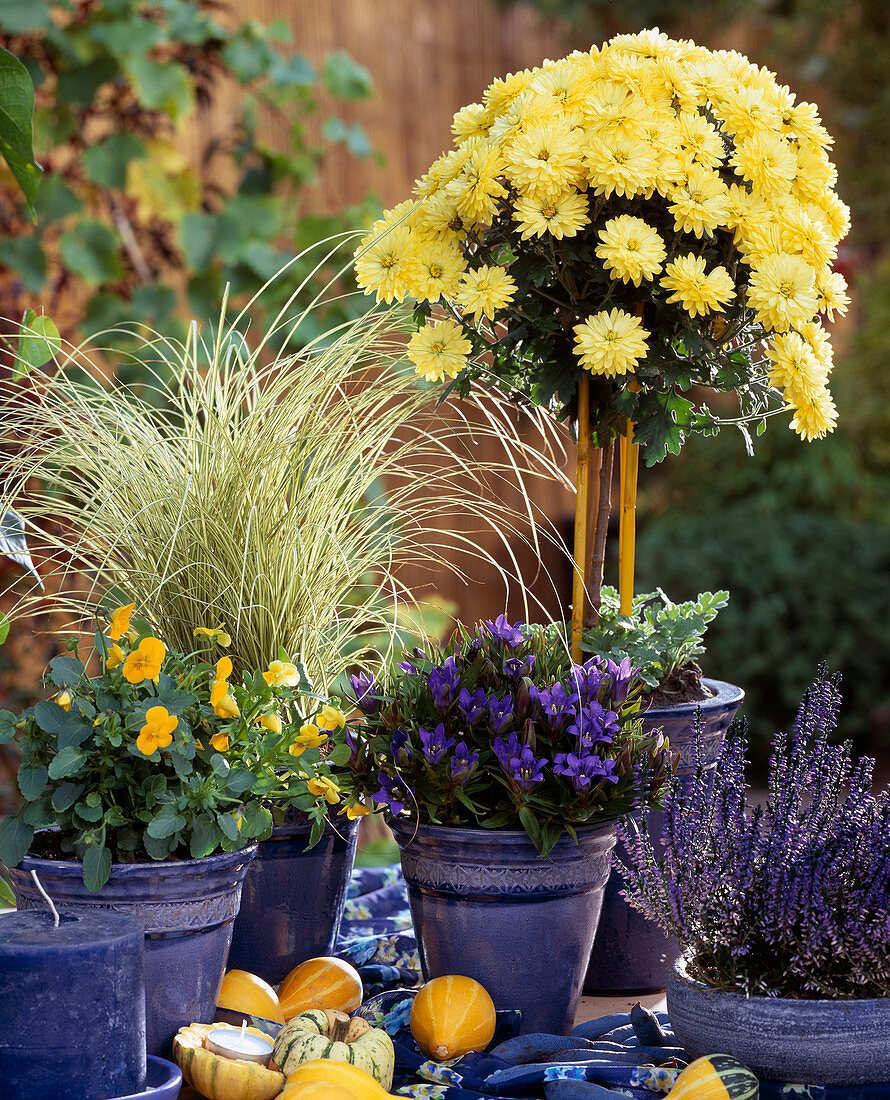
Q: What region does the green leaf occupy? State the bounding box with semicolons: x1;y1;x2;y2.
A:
32;700;69;735
48;654;86;688
518;805;543;852
327;742;352;767
89;17;163;59
147;805;187;839
47;745;85;780
57;58;118;107
0;1;52;35
322;116;374;158
130;283;177;322
222;35;278;83
124;55;194;122
82;844;112;892
180;212;217;269
322;51;372;100
34;173;81;220
217;812;240;842
52;782;85;812
60;220;123;284
17;762;48;801
16;310;60;377
0;615;7;645
222;768;255;797
269;53;316;88
83;133;146;189
0;236;45;293
0;46;42;218
143;832;172;860
0;710;15;744
0;814;33;867
189;814;219;858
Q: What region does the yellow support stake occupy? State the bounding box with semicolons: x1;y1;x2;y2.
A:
572;372;590;663
619;420;639;616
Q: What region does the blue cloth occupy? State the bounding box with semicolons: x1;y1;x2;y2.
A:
320;864;883;1100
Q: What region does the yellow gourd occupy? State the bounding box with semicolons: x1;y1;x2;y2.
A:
217;969;284;1024
409;974;497;1061
284;1059;395;1099
279;1084;359;1100
279;956;363;1020
666;1054;760;1099
171;1022;285;1100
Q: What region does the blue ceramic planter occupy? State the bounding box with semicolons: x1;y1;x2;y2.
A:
227;817;359;984
390;819;616;1035
584;679;744;994
667;958;890;1086
10;845;256;1058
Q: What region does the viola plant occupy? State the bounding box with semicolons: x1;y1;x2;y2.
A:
346;616;670;854
618;667;890;998
0;604;353;891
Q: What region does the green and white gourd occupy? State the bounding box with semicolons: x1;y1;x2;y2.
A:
272;1009;395;1092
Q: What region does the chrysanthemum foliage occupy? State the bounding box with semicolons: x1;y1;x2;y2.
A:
355;29;849;462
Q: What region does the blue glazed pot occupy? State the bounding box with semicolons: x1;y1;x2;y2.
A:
227;817;359;984
390;819;616;1035
667;958;890;1086
10;844;256;1058
584;679;744;994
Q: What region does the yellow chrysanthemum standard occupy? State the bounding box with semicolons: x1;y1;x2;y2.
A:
412;241;466;302
595;215;666;288
811;192;851;247
407;318;472;382
683;55;734;107
642;58;700;115
289;723;328;757
782;99;833;149
530;59;592;126
746;251;818;332
487;89;559;147
668;164;730;238
108;601;136;641
308;775;341;805
609;27;686;62
584;130;658;199
503;117;585;202
448;140;507;225
483;68;535;116
451;102;490;143
814;269;850;322
718;84;782;139
213;690;240;720
573;309;649;378
105;643;124;670
194;624;231;647
724;184;773;246
263;660;301;687
136;705;177;756
676;111;725;169
455;265;517;322
210;732;229;752
582;80;652;139
789;386;838;441
415;148;471;198
122;637;166;685
791;145;837;204
316;705;347;731
730;131;796;199
256;713;283;735
780;210;835;271
354;224;418;304
767;331;827;406
338;801;371;820
414;191;466;245
513;189;589;240
660;254;736;317
794;320;834;374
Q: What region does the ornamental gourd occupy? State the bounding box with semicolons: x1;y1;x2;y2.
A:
272;1009;395;1091
279;956;363;1019
217;969;284;1024
409;974;497;1061
666;1054;760;1100
172;1022;285;1100
281;1060;397;1100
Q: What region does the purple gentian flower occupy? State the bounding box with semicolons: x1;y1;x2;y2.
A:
568;661;606;705
457;687;486;727
600;656;638;705
535;682;575;731
419;723;455;765
349;671;380;714
504;654;536;679
398;660;418;674
487;694;515;736
390;728;413;765
483;614;526;647
428;656;460;710
493;732;547;792
450;740;479;783
370;772;413;815
553;751;619;793
568;701;620;747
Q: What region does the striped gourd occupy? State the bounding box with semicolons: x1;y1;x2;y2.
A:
667;1054;760;1099
272;1009;395;1091
409;975;497;1061
172;1022;285;1100
279;956;363;1019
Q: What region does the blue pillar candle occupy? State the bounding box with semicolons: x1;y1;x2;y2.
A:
0;908;146;1100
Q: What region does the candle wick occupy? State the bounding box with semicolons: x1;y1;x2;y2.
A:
30;870;60;928
240;1019;247;1043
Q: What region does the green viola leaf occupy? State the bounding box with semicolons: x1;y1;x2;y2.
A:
147;805;187;839
32;700;69;736
189;814;220;858
0;1;52;35
322;50;372;100
48;654;86;687
269;52;316;88
222;768;255;797
60;220;124;285
47;745;86;780
222;35;278;84
17;762;48;801
124;55;194;122
0;709;15;743
82;844;112;893
0;46;42;218
57;58;118;108
217;812;241;842
74;800;103;823
51;783;85;812
142;832;173;860
82;133;146;189
0;236;45;294
34;173;81;220
0;814;34;868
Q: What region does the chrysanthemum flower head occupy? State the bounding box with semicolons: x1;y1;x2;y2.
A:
573;308;649;378
746;251;819;332
660;254;735;317
595;214;666;287
407;319;472;382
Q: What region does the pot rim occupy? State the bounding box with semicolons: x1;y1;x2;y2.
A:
642;678;745;719
671;953;890;1007
13;840;258;875
387;818;618;843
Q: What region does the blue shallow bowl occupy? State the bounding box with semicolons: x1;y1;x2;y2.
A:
112;1056;181;1100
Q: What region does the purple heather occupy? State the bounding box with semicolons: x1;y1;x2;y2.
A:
419;723;455;765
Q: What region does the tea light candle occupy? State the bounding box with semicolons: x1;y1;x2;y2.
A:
0;907;146;1100
205;1022;274;1065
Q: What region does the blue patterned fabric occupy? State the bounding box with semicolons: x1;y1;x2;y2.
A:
324;865;888;1100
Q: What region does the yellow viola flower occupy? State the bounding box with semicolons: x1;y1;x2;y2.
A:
108;601;136;641
315;706;346;732
136;705;178;756
256;712;283;735
215;656;233;682
288;723;328;757
209;678;229;708
56;691;72;711
307;775;341;805
210;731;229;752
122;637;166;685
105;643;125;670
213;692;240;720
338;801;371;820
194;625;232;648
263;660;301;687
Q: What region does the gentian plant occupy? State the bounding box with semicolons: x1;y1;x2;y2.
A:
346;616;670;854
617;667;890;998
0;603;354;891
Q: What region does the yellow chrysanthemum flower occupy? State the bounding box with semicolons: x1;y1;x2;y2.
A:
718;84;782;139
676;111;725;169
793;320;834;375
354;224;418;304
789;386;838;441
783;99;833;149
582;80;653;139
573;308;649;378
814;269;850;322
811;192;851;246
414;191;466;245
585;130;658;199
767;331;827;406
307;775;341;805
451;102;491;143
660;254;736;317
513;189;589;240
108;601;136;641
194;624;231;648
105;643;124;670
791;144;837;205
668;164;730;238
504;117;585;201
780;210;835;271
609;27;686;62
122;637;166;685
483;68;535;116
407;319;472;382
530;59;592;126
413;241;466;302
595;215;666;288
746;251;818;332
263;660;302;687
455;265;517;322
136;705;177;756
730;131;796;198
448;140;507;226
